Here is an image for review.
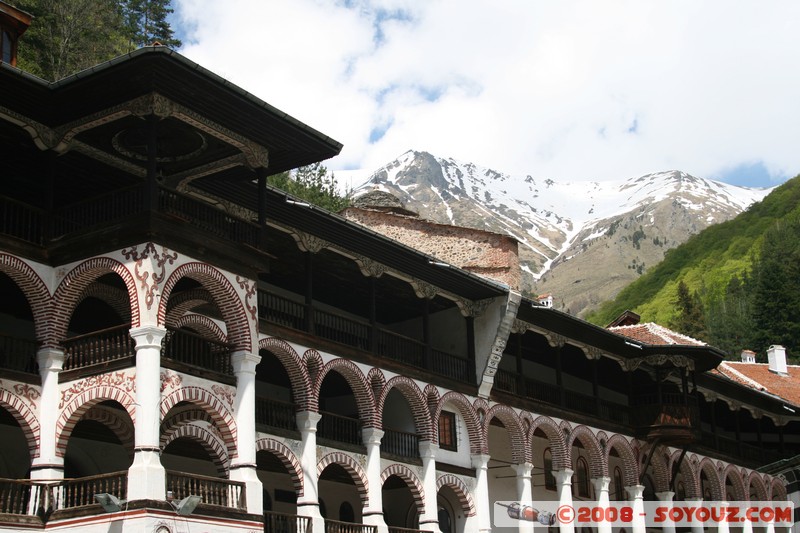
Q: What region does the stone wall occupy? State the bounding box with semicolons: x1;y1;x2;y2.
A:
341;207;521;290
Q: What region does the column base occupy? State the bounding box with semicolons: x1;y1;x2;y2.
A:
127;449;166;501
363;511;389;533
229;464;263;515
297;501;325;533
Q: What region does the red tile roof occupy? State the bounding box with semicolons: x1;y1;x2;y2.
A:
607;323;706;347
715;361;800;408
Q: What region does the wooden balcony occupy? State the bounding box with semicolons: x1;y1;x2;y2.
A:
0;333;38;377
265;510;310;533
381;428;419;460
325;520;376;533
56;471;127;511
162;327;234;377
256;396;298;432
259;291;472;384
62;324;135;372
318;411;363;448
632;392;699;445
165;470;245;511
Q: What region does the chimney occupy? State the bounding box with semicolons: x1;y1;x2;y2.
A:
767;345;788;376
740;350;756;363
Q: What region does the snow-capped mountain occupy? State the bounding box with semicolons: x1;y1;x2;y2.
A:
352;150;771;317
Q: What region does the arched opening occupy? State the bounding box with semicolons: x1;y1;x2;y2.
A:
381;389;419;460
0;407;31;479
382;474;422;529
319;463;361;524
486;415;516;526
162;278;233;377
531;427;557;496
0;273;38;375
571;441;593;500
256;349;297;433
437;484;468;533
257;449;300;529
318;371;362;449
63;401;133;479
63;274;133;372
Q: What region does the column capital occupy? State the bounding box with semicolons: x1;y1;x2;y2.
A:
129;325;167;348
511;462;534;477
297;411;322;431
36;347;64;372
554;468;574;485
592;476;611;492
362;427;384;446
419;440;438;459
231;350;261;374
656;491;675;502
625;484;645;500
471;453;491;469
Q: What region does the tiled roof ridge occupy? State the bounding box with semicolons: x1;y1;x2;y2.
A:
718;361;768;392
608;322;706;346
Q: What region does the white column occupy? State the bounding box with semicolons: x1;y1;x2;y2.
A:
625;485;646;533
362;428;388;533
685;498;705;533
741;501;754;533
471;454;492;533
512;463;534;533
296;411;324;532
717;501;731;533
229;350;263;515
656;491;677;533
127;325;167;501
419;441;441;533
593;477;612;533
30;348;65;481
555;469;575;533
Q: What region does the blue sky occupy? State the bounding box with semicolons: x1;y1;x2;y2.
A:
171;0;800;189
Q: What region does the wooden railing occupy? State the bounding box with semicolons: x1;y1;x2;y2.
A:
57;471;127;510
166;471;245;510
52;185;144;238
0;478;36;515
160;188;259;246
318;411;362;446
325;520;376;533
387;527;426;533
264;510;310;533
382;428;419;458
376;330;425;368
314;309;370;350
162;327;234;375
0;196;45;245
259;292;306;330
0;334;38;374
62;324;134;371
256;396;297;431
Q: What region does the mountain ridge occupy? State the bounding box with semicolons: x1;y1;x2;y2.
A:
351;150;771;316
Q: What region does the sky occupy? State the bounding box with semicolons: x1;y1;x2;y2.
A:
171;0;800;189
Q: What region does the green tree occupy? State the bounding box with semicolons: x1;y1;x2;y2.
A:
749;218;800;360
706;274;754;356
268;163;351;213
15;0;129;80
669;280;706;340
123;0;181;50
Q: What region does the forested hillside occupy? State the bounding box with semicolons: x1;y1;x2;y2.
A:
587;174;800;362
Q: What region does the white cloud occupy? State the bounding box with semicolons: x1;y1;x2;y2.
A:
174;0;800;185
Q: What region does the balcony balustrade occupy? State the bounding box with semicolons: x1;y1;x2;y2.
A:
0;333;38;375
325;520;376;533
166;470;245;510
57;471;127;511
318;411;362;447
382;428;419;459
62;324;135;371
162;327;234;376
264;510;311;533
256;396;297;431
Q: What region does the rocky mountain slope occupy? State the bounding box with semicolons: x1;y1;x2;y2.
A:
352;150;771;317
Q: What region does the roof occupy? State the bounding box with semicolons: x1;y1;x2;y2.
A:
607;322;706;347
715;361;800;408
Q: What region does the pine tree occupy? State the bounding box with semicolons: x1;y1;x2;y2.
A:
268;163;351;213
670;280;707;340
123;0;181;50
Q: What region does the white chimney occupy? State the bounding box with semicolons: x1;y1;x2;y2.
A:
767;345;788;375
740;350;756;363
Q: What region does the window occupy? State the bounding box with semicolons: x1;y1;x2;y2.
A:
574;456;590;498
543;448;556;490
614;467;624;501
438;411;457;451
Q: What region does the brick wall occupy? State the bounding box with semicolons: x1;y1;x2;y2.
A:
341;207;521;290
